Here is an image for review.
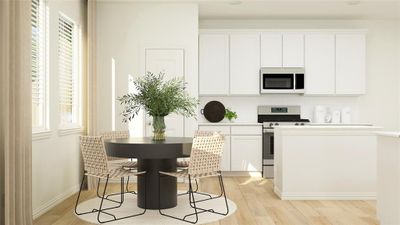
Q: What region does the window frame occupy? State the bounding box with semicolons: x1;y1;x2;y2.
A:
31;0;50;135
57;12;83;132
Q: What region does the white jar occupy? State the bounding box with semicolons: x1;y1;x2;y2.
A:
331;110;341;124
314;106;327;123
341;107;352;124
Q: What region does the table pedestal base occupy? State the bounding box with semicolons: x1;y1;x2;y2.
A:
137;158;177;209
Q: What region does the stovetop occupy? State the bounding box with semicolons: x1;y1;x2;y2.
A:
258;105;310;128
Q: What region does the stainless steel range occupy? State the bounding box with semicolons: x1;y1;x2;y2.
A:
258;105;310;178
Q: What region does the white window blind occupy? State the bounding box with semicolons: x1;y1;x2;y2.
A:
31;0;48;131
58;14;80;126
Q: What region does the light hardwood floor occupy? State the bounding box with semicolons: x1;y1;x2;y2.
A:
33;177;379;225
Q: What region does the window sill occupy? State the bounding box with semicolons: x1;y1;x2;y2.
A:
58;126;84;136
32;130;53;141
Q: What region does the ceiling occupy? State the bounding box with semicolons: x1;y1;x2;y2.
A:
198;1;400;20
105;0;400;20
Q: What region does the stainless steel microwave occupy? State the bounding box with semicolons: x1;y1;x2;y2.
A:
260;67;305;94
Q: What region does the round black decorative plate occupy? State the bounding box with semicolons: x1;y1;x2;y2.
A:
202;101;225;123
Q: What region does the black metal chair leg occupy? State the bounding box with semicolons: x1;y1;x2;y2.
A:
178;178;213;200
159;174;199;224
74;174;87;215
125;176;137;195
188;175;229;216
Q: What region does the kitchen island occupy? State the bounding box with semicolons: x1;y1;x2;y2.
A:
274;125;381;200
376;132;400;225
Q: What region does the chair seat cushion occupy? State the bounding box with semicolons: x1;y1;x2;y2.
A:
176;160;190;168
159;170;220;179
109;160;138;169
86;168;144;179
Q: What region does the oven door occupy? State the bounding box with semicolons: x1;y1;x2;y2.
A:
263;128;274;178
261;73;294;92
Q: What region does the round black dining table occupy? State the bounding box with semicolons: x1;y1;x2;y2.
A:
104;137;193;209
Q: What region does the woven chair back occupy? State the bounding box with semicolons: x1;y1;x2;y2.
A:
79;136;109;175
188;132;225;176
101;130;130;140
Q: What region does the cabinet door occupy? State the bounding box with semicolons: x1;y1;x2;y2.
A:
261;33;282;67
231;136;262;171
283;34;305;67
199;34;229;95
221;136;231;171
335;34;366;95
304;34;335;95
230;34;261;95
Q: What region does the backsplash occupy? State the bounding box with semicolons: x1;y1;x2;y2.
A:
199;95;360;123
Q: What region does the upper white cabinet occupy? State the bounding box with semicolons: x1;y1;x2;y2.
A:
283;34;305;67
304;34;335;95
230;34;260;95
199;34;230;95
199;30;366;96
261;33;304;68
261;33;282;67
335;34;366;95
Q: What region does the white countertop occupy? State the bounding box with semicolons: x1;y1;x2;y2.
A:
376;131;400;138
198;122;261;126
275;125;381;130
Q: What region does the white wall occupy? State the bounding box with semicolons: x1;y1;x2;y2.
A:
32;0;86;218
96;2;199;137
199;20;400;130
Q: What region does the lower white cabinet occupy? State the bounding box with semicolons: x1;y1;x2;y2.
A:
221;136;231;171
198;125;262;172
231;136;262;172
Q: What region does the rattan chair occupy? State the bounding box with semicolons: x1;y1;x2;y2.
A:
101;130;138;195
158;132;229;224
177;131;215;197
75;136;147;224
101;130;137;169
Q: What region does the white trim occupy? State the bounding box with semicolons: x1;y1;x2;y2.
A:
199;29;368;34
33;184;80;219
58;126;83;136
276;191;376;200
32;130;53;141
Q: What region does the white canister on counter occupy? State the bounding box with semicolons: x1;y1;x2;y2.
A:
341;107;352;124
314;105;327;123
331;110;341;124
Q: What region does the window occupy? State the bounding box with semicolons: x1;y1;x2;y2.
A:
31;0;48;132
58;14;81;128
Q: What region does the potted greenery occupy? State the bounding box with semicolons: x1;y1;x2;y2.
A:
118;72;198;141
225;108;238;122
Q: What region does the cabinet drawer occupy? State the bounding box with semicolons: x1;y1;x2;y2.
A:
231;126;262;135
198;126;230;135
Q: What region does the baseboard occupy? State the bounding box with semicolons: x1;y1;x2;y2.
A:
276;191;376;200
33;184;80;219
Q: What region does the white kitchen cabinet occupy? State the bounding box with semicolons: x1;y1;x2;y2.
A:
283;34;304;67
335;34;366;95
231;136;262;172
199;34;229;95
230;34;260;95
261;33;283;67
304;34;335;95
221;136;231;171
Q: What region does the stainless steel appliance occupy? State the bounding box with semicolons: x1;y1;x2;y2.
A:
258;105;310;178
260;67;305;94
